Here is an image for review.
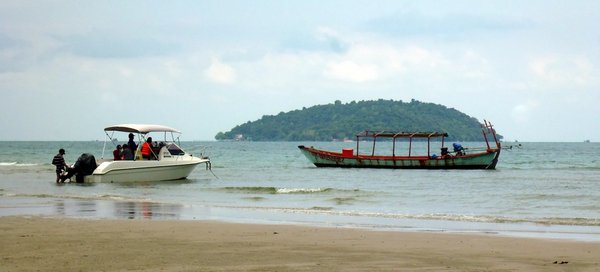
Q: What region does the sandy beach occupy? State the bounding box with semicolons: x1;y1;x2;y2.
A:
0;217;598;271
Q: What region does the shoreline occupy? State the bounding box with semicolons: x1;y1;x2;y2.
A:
2;195;600;243
2;216;599;271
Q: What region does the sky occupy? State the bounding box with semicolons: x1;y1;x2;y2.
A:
1;1;599;142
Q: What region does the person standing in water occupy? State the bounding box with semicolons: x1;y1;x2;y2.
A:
51;148;68;183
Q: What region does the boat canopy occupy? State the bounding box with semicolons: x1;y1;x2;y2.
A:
358;131;448;139
104;124;180;134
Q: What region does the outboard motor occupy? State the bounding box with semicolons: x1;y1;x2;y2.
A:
62;153;98;183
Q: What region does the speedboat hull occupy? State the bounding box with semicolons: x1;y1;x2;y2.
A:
84;157;209;183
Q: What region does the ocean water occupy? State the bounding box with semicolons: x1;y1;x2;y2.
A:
1;141;600;241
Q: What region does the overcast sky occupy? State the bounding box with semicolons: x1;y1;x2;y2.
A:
1;1;599;141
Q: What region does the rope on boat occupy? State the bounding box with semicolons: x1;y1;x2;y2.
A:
206;160;219;179
502;144;523;150
462;144;522;152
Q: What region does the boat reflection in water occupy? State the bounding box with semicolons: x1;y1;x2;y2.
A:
48;199;188;220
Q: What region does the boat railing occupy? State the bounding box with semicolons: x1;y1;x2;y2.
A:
353;120;499;158
356;130;449;158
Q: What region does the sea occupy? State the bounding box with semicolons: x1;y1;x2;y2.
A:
1;141;599;241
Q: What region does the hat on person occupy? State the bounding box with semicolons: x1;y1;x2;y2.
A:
59;148;65;154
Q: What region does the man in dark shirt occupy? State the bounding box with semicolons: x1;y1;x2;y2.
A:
52;148;68;183
127;133;138;154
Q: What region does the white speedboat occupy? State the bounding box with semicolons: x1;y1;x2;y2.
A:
81;124;210;183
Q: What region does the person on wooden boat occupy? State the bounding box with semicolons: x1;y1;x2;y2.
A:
441;147;450;159
121;144;134;160
51;148;68;183
452;143;464;156
141;137;153;160
113;145;122;160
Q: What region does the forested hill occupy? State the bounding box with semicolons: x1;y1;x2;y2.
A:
215;99;498;141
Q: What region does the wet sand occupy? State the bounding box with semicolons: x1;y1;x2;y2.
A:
1;216;599;271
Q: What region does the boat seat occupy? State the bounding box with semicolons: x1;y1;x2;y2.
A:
158;146;171;159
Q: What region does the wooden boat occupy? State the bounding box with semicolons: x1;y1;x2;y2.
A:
298;120;501;170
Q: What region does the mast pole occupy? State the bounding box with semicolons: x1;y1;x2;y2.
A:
487;120;500;148
482;120;491;150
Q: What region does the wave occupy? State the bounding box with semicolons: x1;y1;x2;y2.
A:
501;163;600;171
221;186;334;194
276;188;333;194
214;205;600;227
330;197;358;205
4;192;600;227
0;162;40;167
6;192;151;203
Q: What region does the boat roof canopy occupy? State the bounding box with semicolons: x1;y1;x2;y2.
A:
358;131;448;138
104;124;181;134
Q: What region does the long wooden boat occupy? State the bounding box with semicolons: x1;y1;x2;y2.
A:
298;120;501;170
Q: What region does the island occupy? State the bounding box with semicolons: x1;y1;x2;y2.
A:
215;99;499;141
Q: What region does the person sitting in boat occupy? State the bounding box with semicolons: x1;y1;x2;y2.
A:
440;147;451;159
452;143;464;156
141;137;154;160
113;145;122;160
121;144;134;160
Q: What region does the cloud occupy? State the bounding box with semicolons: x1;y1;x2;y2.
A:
510;101;539;124
0;34;44;72
59;30;178;59
529;56;593;86
279;26;349;54
315;27;349;53
205;58;236;84
322;43;445;83
324;60;379;82
363;10;530;38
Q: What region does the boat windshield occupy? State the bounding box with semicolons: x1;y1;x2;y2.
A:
166;143;185;155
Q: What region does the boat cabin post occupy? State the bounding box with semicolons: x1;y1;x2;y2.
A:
356;134;360;156
441;134;445;150
392;132;402;158
392;136;396;158
408;134;413;157
371;134;377;156
427;133;431;157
